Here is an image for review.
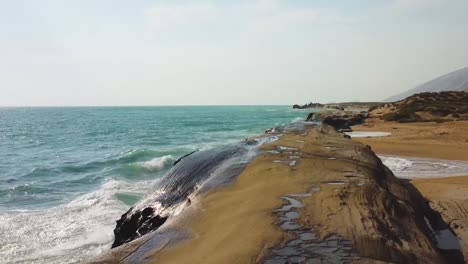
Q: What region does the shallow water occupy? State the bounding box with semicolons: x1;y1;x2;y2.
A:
0;106;311;264
344;131;391;138
265;187;359;263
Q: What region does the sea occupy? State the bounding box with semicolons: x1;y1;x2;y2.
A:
0;106;310;264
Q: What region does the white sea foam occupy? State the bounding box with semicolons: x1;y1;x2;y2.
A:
291;117;304;123
381;157;413;172
255;135;279;145
139;155;175;171
0;179;157;264
379;155;468;179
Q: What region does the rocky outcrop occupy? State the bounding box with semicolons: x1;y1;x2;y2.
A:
112;207;168;248
307;110;365;130
98;125;463;264
293;102;324;109
281;125;460;263
370;91;468;123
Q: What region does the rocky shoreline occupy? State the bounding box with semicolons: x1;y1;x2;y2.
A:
97;123;465;263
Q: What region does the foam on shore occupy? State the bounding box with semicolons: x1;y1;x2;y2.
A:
0;179;154;264
380;155;468;179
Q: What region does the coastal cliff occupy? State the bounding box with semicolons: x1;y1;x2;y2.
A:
99;124;463;263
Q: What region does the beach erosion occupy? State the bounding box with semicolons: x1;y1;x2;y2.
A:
98;120;468;263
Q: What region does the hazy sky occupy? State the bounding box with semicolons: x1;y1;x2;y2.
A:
1;0;468;106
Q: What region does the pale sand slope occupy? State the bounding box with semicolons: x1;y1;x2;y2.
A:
149;125;447;264
351;121;468;161
352;121;468;259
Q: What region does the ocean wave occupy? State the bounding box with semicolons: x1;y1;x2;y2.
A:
291;117;304;122
138;155;175;171
60;149;167;173
0;179;158;264
0;184;56;207
21;149;170;179
0;184;51;196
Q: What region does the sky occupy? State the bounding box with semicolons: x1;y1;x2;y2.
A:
1;0;468;106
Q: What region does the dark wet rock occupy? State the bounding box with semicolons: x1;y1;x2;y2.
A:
290;256;307;263
113;144;250;248
338;128;353;133
304;259;321;264
288;240;303;247
306;113;315;121
281;221;301;231
245;138;258;145
264;259;287;264
264;193;360;264
299;233;316;241
112;207;168;248
173;150;198;166
274;247;300;256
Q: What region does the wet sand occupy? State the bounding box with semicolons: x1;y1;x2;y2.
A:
147;125;446;263
353;121;468;259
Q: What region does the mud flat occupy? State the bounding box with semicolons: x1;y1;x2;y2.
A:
128;125;459;263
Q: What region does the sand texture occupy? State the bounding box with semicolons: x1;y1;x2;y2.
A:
352;121;468;161
146;125;450;263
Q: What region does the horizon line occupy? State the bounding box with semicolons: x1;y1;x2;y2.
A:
0;104;296;108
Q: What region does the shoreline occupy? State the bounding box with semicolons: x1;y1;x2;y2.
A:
142;124;451;263
97;120;468;263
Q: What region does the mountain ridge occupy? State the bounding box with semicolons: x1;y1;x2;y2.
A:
385;67;468;102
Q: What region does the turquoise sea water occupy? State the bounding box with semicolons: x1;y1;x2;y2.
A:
0;106;308;263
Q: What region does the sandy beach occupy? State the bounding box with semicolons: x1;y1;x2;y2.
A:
351;121;468;161
353;120;468;259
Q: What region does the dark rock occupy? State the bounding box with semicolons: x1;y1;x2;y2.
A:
322;113;365;130
293;103;324;109
245;138;258;145
173;150;199;166
306;113;315;121
306;111;366;129
112;145;249;248
112;207;168;248
325;105;345;111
